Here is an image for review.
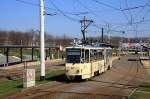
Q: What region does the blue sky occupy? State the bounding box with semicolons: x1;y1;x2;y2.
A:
0;0;150;38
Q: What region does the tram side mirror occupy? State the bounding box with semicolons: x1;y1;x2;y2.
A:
81;58;84;63
72;61;75;65
72;56;76;65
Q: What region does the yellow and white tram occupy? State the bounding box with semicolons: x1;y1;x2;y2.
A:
65;46;112;80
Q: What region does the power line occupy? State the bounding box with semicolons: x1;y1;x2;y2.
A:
119;0;137;25
16;0;88;16
16;0;55;10
76;0;108;24
120;0;150;25
142;9;150;20
91;0;121;11
131;18;150;24
121;4;150;11
48;0;109;39
125;0;133;24
49;0;80;22
121;11;130;24
93;0;150;25
118;0;131;25
133;7;145;21
16;0;150;37
76;0;113;34
91;0;131;24
80;16;93;42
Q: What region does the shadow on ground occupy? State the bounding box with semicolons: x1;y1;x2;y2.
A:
44;74;84;83
54;64;65;66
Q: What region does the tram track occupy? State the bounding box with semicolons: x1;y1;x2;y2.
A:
33;56;129;99
88;56;136;99
7;55;149;99
73;55;144;99
33;82;82;99
106;56;149;83
103;55;148;99
33;55;144;99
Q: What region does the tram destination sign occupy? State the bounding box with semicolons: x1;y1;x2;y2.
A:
66;49;81;55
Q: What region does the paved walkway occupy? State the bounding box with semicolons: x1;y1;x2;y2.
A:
0;59;63;70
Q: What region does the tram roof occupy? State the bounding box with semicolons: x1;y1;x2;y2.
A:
66;46;112;49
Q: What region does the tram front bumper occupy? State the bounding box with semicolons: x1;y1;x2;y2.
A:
66;69;91;80
66;68;81;75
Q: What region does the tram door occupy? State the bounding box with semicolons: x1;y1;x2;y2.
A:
103;49;107;71
85;49;90;63
84;49;91;75
81;49;90;63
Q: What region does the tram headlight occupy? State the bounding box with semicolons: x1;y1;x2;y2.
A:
76;70;79;73
66;70;69;73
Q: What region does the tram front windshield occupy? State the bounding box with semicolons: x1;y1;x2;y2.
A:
66;49;81;63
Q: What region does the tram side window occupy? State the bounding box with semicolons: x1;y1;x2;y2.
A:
90;50;98;61
110;49;112;57
107;50;109;62
81;49;85;63
106;49;111;63
94;50;97;60
90;49;106;61
85;50;89;63
98;51;103;60
107;49;112;58
90;50;94;61
103;49;107;63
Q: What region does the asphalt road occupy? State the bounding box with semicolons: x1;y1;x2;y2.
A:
8;55;150;99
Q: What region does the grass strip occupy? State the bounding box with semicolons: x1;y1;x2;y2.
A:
0;69;65;98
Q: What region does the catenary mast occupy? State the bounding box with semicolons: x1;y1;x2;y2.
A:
40;0;45;80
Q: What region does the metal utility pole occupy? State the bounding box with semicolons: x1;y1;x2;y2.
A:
80;16;93;44
40;0;45;80
101;28;104;43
